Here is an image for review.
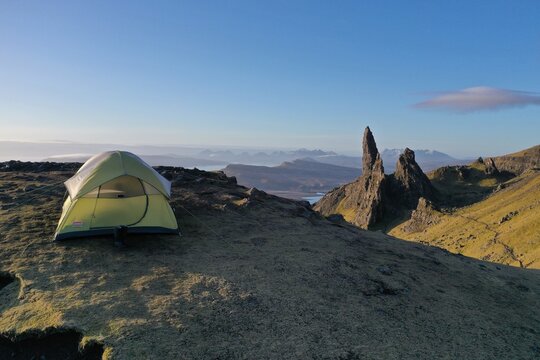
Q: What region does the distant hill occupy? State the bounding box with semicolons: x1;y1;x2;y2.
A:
222;159;360;198
308;154;362;169
197;148;338;166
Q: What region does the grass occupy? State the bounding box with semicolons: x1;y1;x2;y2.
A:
335;197;357;223
1;166;540;359
427;160;513;207
390;170;540;268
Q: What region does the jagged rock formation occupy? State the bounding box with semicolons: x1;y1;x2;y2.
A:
362;127;381;173
355;127;387;226
315;128;387;228
486;144;540;175
399;197;441;234
315;127;435;229
390;148;436;208
484;157;500;175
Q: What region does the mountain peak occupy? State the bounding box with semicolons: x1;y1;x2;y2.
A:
392;148;436;208
362;127;384;174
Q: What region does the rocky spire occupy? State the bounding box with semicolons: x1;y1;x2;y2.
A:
362;127;383;175
315;128;436;230
393;148;435;208
352;127;386;227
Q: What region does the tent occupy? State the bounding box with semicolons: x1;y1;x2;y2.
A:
54;151;179;240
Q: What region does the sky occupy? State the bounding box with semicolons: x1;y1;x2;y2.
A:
1;0;539;158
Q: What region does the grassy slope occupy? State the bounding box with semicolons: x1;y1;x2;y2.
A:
1;165;540;359
390;169;540;268
501;144;540;158
427;160;512;207
490;144;540;175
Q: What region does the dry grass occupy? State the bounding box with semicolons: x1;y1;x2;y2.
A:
427;160;513;207
391;170;540;268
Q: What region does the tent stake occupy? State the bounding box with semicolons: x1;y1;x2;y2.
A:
114;226;128;248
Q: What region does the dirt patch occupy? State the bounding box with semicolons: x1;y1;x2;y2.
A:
0;329;103;360
0;273;14;291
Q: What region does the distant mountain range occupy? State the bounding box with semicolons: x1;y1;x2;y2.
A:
0;141;341;167
0;141;468;172
43;153;225;169
197;148;337;166
219;148;469;200
2;140;471;200
286;149;467;173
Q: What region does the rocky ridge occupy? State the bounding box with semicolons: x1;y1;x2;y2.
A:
487;144;540;175
314;127;435;229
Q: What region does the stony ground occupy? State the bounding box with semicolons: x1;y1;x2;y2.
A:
0;162;539;359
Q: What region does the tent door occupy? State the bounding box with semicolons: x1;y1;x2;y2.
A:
88;176;149;229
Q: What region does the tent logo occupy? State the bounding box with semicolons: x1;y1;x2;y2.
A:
72;221;84;227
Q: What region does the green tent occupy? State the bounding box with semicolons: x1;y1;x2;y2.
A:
54;151;179;240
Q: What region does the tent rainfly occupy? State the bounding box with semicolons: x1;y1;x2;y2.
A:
54;151;179;240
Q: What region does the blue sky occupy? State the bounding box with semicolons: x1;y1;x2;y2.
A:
1;0;539;157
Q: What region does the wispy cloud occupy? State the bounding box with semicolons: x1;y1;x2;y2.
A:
415;86;540;113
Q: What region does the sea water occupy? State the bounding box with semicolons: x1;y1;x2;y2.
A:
302;193;325;204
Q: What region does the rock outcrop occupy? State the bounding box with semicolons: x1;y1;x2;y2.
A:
486;144;540;175
484;157;500;175
362;126;381;174
315;127;387;228
315;127;435;229
353;127;387;226
391;148;436;208
399;197;441;233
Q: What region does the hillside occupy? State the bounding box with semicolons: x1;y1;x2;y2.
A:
487;144;540;175
223;159;360;199
314;128;540;269
427;159;514;207
390;168;540;268
0;161;539;359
